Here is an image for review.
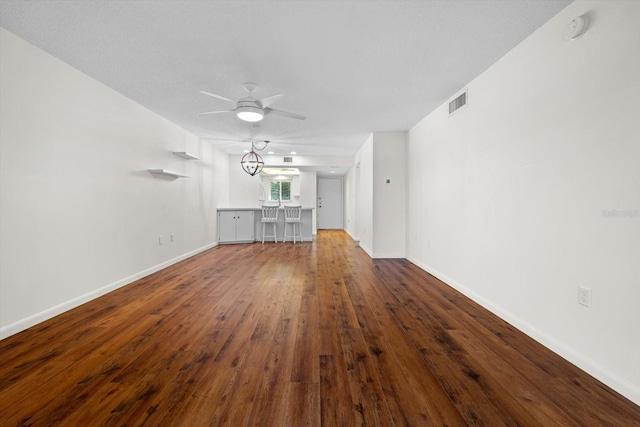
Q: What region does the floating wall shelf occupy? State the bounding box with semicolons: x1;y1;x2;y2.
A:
173;151;200;160
148;169;188;178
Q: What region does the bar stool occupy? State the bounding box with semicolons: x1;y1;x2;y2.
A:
282;205;302;243
261;205;279;243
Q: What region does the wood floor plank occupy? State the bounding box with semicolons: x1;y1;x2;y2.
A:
0;314;163;423
343;276;424;427
375;260;579;425
318;277;338;356
338;325;396;425
290;279;320;383
450;328;580;426
350;274;467;426
207;339;273;426
319;354;357;426
369;262;542;425
377;258;640;425
0;230;638;426
284;382;321;427
169;363;238;425
245;317;297;426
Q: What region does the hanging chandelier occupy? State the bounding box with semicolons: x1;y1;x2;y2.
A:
240;140;269;176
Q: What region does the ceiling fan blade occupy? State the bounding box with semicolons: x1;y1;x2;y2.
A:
264;107;306;121
198;90;236;104
197;109;235;116
207;137;249;142
258;93;284;108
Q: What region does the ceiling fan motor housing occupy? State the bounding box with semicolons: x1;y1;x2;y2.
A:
237;98;263;110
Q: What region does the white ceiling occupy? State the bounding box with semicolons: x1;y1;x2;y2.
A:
0;0;572;161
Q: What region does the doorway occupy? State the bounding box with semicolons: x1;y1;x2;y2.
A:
318;177;343;229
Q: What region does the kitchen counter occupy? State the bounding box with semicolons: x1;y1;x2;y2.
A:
217;207;315;211
217;207;314;243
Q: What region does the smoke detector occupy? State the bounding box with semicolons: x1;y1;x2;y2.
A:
564;15;588;41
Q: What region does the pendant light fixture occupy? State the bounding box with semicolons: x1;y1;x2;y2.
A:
240;140;270;176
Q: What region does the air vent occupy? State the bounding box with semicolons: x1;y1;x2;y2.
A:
283;156;293;163
449;89;467;115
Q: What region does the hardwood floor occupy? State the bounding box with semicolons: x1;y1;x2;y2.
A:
1;230;638;426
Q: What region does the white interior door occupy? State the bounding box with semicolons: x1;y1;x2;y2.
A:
318;178;343;229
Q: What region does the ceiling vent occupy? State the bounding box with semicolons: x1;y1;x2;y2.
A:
283;156;293;163
449;89;467;116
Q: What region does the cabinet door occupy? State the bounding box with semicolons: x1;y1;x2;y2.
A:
218;211;238;243
235;211;255;242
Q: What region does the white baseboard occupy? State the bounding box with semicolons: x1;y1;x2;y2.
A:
0;241;218;339
344;229;359;242
372;252;405;259
405;256;640;407
353;239;398;260
359;243;373;258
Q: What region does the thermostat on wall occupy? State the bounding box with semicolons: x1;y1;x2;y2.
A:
564;15;588;41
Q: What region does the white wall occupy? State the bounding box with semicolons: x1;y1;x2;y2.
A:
0;29;225;338
349;132;406;258
227;155;263;208
299;170;318;235
372;132;407;258
406;0;640;405
260;154;353;169
212;148;230;211
344;165;358;240
354;135;374;256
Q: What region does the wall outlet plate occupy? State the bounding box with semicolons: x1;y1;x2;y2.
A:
578;286;592;307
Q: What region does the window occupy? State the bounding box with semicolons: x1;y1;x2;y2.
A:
269;179;291;202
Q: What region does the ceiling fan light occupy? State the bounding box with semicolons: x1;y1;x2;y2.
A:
236;106;264;122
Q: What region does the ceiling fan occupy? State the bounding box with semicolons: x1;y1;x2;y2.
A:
207;136;272;147
198;82;306;122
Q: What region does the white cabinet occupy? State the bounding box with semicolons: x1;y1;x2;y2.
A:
218;211;255;243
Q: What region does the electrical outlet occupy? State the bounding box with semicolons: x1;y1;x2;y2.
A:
578;286;591;307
